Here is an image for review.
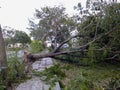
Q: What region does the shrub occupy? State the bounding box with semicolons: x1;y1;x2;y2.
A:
65;71;93;90
0;57;30;89
30;40;44;53
34;64;66;87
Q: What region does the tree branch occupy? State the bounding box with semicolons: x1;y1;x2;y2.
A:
53;19;95;53
26;20;120;62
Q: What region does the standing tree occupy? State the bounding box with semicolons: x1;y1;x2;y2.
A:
14;31;31;47
0;25;8;88
29;6;76;49
2;27;31;48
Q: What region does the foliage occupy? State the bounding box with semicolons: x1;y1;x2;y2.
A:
106;77;120;90
34;64;66;86
75;3;120;64
3;27;31;48
2;26;15;39
65;72;93;90
28;3;120;65
1;1;120;90
61;62;120;90
30;40;44;53
29;6;76;49
105;77;120;90
0;56;30;89
14;31;31;45
4;37;16;46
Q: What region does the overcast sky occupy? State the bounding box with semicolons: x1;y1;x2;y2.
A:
0;0;87;34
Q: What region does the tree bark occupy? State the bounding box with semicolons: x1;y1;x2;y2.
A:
0;25;8;89
0;25;7;69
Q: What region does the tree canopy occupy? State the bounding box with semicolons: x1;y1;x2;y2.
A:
14;31;31;45
2;27;31;46
29;6;77;49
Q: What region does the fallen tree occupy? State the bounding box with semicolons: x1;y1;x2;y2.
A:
25;25;119;63
26;3;120;65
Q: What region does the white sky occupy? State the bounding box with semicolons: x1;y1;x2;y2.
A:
0;0;87;34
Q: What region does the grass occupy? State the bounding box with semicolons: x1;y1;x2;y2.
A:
4;54;119;90
33;60;120;89
56;61;120;90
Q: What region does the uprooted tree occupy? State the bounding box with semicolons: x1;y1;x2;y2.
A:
27;3;120;65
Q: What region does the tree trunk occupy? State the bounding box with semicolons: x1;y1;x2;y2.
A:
0;25;8;89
